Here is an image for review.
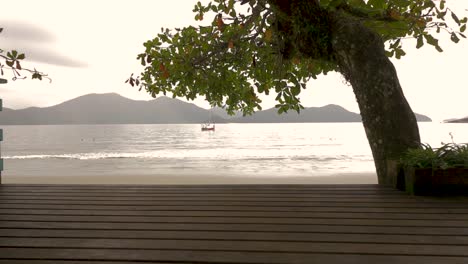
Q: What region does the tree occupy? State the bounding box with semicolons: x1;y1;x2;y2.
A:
0;28;49;82
129;0;467;185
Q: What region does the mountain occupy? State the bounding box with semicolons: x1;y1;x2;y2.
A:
414;113;432;122
444;117;468;123
0;93;225;125
211;107;243;119
231;104;361;123
218;104;432;123
0;93;432;125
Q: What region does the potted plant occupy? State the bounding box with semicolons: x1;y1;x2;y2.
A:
399;142;468;195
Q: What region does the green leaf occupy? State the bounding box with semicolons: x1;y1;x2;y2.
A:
460;24;466;33
451;12;461;25
367;0;386;9
275;92;282;101
395;48;406;59
229;9;236;17
416;35;424;49
436;10;447;19
32;72;42;80
17;53;25;60
423;34;438;46
348;0;365;7
277;106;285;114
291;85;300;96
439;0;445;10
450;32;460;43
390;39;401;49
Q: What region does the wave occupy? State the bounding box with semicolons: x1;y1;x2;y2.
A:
4;151;372;162
4;153;141;160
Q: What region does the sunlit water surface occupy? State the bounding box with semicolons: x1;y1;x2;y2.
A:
2;123;467;177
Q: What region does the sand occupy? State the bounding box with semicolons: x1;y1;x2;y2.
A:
2;172;378;184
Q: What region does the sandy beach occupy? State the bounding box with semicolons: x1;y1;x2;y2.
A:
2;172;377;184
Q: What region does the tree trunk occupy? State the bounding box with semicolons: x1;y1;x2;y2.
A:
330;13;421;186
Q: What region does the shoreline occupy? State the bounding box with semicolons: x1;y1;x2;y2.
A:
2;172;377;185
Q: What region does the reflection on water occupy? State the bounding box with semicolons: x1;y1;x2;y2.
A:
2;123;467;177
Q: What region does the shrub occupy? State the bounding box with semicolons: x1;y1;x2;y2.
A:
401;143;468;169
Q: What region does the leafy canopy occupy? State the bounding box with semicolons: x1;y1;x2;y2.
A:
129;0;467;115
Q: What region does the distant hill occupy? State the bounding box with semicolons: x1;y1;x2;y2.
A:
444;117;468;123
231;104;361;123
211;107;243;119
414;113;432;122
216;105;432;123
0;93;432;125
0;93;226;125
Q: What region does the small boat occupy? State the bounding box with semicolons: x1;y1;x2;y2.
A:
201;107;215;132
201;123;215;131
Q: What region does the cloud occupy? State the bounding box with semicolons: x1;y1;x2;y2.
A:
0;20;55;42
2;44;88;68
0;20;87;68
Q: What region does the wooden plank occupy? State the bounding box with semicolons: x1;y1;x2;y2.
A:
1;193;461;204
1;221;467;235
2;199;467;208
0;186;393;193
0;195;440;202
1;209;468;220
1;237;468;256
0;184;460;201
0;191;404;197
3;185;460;201
0;187;398;192
0;185;395;191
0;214;467;227
1;248;467;264
0;261;166;264
2;203;468;213
0;193;412;200
2;228;468;245
0;189;400;194
0;186;397;191
1;184;467;264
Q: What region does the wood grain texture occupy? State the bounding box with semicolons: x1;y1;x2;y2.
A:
1;184;467;263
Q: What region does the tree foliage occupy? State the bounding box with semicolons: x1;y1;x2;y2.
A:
129;0;466;115
0;28;49;82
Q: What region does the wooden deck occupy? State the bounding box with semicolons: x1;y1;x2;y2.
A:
0;184;468;263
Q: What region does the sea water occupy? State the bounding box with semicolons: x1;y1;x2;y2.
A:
2;123;467;177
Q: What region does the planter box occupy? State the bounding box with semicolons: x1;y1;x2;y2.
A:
403;167;468;195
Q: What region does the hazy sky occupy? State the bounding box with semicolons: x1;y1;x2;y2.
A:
0;0;467;122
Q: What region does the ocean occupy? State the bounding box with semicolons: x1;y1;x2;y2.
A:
1;123;467;177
